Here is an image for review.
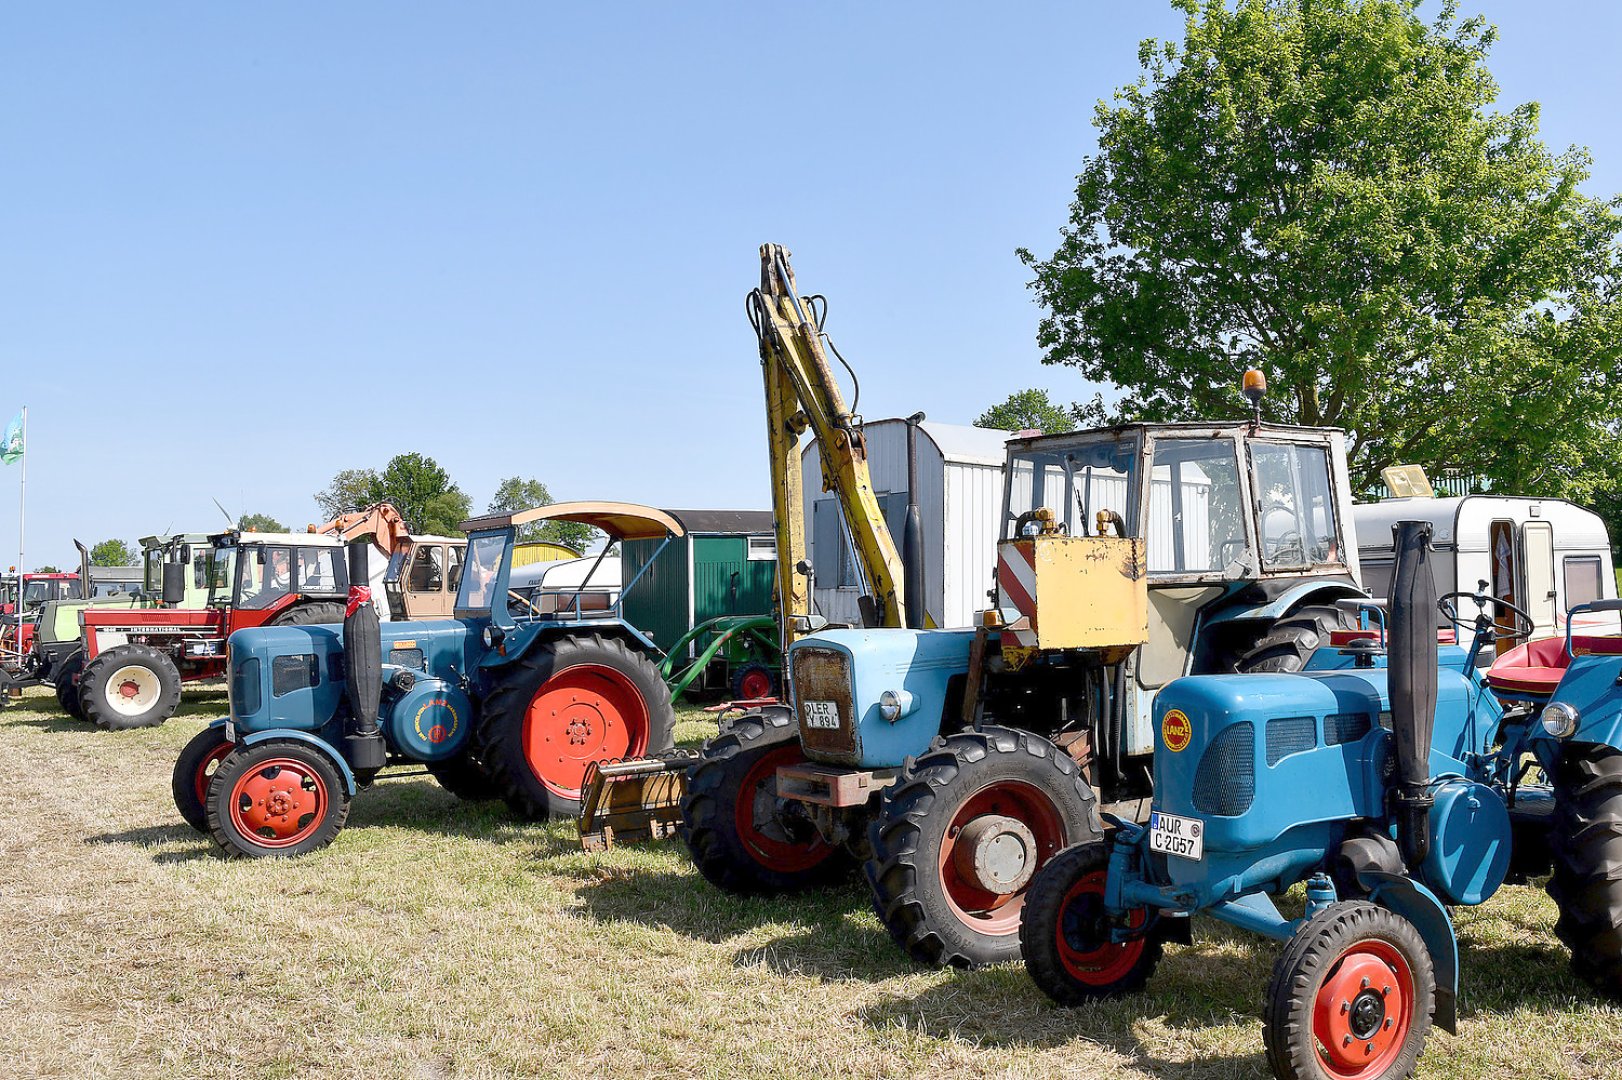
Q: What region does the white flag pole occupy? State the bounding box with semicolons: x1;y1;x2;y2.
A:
14;406;25;664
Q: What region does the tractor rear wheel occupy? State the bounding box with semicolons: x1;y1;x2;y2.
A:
270;601;346;626
1264;900;1434;1080
477;634;674;821
682;708;851;894
173;726;233;833
1021;841;1164;1004
428;753;501;801
53;652;84;720
80;644;183;730
1234;604;1349;674
206;739;350;858
865;725;1101;968
1547;743;1622;998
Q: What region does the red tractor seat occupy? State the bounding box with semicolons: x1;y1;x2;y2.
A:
1484;635;1622;698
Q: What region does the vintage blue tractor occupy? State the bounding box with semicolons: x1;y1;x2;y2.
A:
1020;519;1622;1079
170;502;682;858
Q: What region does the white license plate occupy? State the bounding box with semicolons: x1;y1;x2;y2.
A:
1148;811;1204;861
802;700;841;730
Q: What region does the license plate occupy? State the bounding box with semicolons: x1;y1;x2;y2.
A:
1148;810;1204;861
802;700;841;730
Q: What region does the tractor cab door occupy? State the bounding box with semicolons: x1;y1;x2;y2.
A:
398;542;457;619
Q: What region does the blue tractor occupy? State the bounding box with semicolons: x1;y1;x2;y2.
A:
170;502;682;858
1019;519;1622;1079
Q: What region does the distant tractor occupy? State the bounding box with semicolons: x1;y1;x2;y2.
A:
171;502;680;858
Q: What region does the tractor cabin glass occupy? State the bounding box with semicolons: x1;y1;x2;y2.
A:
1003;431;1143;540
1250;442;1342;570
1147;438;1247;575
457;533;508;613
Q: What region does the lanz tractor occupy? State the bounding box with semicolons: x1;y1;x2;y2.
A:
1018;520;1622;1080
171;502;679;858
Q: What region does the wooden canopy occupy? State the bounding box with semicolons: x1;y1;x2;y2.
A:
459;501;685;541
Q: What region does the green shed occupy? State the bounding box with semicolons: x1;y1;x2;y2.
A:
620;509;777;657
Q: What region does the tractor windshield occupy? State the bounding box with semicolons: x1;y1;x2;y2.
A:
1250;441;1343;570
1003;432;1141;538
1148;438;1249;575
457;532;508;612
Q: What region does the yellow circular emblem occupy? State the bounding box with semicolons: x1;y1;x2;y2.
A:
1162;709;1192;753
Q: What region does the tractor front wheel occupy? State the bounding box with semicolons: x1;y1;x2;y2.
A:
206;739;350;858
1021;841;1164;1004
729;661;779;702
173;725;233;832
681;708;850;894
1547;743;1622;998
1264;900;1434;1080
865;725;1101;968
80;644;182;730
53;652;84;720
477;634;674;820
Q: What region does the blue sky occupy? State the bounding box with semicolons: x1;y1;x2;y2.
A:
2;2;1619;568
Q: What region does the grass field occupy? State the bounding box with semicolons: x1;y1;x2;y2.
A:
4;688;1620;1079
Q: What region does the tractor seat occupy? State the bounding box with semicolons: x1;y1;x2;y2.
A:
1487;634;1622;699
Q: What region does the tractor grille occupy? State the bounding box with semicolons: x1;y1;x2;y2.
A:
1324;711;1373;746
1193;722;1255;816
272;654;319;698
1265;715;1316;766
791;647;856;761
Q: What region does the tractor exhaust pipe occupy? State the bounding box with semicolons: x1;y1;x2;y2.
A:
903;411;927;631
1388;519;1438;869
342;540;387;775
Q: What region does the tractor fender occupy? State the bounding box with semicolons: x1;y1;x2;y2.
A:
236;727;358;796
481;618;659;669
1360;870;1458;1034
1201;577;1365;627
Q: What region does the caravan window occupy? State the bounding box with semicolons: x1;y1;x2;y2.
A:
1565;556;1605;610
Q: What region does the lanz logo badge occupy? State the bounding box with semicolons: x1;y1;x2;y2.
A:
1162;709;1192;752
414;698;459;745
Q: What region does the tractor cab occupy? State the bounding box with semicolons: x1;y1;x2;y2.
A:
1;571;82;617
204;531;349;627
381;534;468;620
140;532;218;607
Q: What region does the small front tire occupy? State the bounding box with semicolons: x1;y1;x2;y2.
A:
206;740;350;858
173;725;233;833
1020;841;1163;1004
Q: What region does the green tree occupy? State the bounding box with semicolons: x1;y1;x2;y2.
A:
487;476;594;552
314;468;383;521
1022;0;1622;501
88;539;136;567
314;454;472;535
34;564;61;574
238;512;285;533
975;389;1076;434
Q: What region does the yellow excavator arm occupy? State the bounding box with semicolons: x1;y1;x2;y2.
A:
749;244;905;649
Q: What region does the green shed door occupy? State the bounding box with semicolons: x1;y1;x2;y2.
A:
692;537;775;626
620;537;689;654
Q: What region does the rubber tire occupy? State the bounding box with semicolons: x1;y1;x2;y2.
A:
1234;603;1349;674
1547;743;1622;998
206;739;350;859
269;601;347;626
53;651;84;720
80;644;183;730
729;660;779;701
1263;901;1434;1080
477;634;675;821
428;753;501;801
1021;841;1164;1004
173;726;232;832
865;725;1103;969
681;708;852;894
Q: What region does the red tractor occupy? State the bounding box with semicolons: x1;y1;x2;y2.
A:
72;530;351;729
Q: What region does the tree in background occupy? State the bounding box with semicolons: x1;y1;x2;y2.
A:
238;512;285;533
34;564;62;574
314;454;472;536
1022;0;1622;505
488;477;595;552
975;389;1076;434
89;539;137;567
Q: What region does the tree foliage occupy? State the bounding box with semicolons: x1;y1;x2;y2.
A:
975;389;1076;434
88;539;136;567
1022;0;1622;502
238;512;285;533
488;476;594;552
314;454;472;536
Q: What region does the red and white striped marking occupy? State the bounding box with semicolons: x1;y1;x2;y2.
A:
997;542;1039;648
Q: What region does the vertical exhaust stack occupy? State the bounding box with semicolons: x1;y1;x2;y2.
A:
903;411;927;631
343;540;387;775
1388;519;1438;868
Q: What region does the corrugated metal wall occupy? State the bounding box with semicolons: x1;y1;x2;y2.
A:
942;461;1005;624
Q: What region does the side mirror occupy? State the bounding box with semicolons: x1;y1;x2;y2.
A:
257;548;267;566
180;545;192;565
160;562;186;605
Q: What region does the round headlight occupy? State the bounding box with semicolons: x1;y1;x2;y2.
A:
482;624;505;649
879;690;902;723
1542;701;1580;739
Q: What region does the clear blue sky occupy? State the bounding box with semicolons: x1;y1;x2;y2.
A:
2;2;1618;568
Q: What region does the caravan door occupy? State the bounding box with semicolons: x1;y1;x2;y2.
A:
1523;521;1557;638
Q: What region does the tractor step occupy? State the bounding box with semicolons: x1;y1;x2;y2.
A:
577;751;700;852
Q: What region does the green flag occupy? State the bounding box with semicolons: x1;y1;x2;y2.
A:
0;413;20;465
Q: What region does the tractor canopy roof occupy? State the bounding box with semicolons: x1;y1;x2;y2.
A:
211;530;349;548
1005;420;1346;454
459;500;685;541
138;532;215;551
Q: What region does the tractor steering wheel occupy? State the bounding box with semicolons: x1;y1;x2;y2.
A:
1438;587;1534;643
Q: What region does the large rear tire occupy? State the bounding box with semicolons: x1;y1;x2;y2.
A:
80;644;183;730
428;753;501;801
865;725;1101;968
681;708;851;894
1234;603;1349;674
1547;743;1622;998
269;601;347;626
53;651;85;720
477;634;674;821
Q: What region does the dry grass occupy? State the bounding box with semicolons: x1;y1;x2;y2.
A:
2;687;1619;1079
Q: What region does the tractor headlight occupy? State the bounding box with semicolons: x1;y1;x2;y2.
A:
1542;701;1581;739
482;624;505;649
879;689;915;723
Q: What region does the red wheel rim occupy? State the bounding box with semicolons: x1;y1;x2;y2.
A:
193;740;233;809
229;757;329;849
733;743;834;872
738;669;773;700
936;780;1067;935
521;664;649;799
1311;939;1415;1078
1055;868;1148;986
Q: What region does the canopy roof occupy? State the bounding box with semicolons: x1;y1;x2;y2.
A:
460;500;685;541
